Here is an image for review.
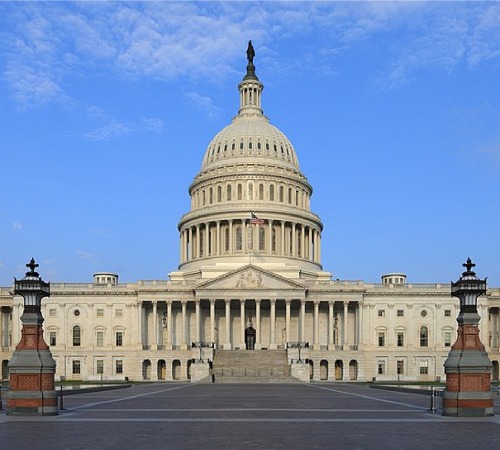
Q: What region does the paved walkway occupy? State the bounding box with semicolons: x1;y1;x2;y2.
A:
1;383;500;449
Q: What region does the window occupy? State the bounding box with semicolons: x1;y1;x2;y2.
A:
116;360;123;374
49;308;56;317
96;308;104;317
96;331;104;347
96;360;104;375
397;332;404;347
227;185;232;201
72;360;81;375
444;309;451;317
377;361;385;375
444;331;452;347
397;310;404;317
217;186;222;202
72;325;81;347
420;360;429;375
378;310;385;317
115;309;123;318
224;227;230;252
259;227;265;251
259;184;264;200
269;185;274;201
236;227;242;251
397;360;404;375
237;184;242;200
378;332;385;347
116;331;123;347
49;331;56;346
420;326;429;347
272;227;277;253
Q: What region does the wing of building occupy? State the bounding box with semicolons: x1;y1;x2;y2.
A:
1;47;499;383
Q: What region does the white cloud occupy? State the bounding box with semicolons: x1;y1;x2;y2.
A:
141;117;165;134
185;92;220;118
85;119;133;141
1;1;500;108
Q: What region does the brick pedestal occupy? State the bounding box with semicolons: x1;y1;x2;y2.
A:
7;313;57;416
443;312;494;417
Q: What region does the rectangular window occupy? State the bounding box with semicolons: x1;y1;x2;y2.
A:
378;310;385;317
96;360;104;375
96;308;104;317
378;332;385;347
397;310;404;317
397;332;404;347
377;361;385;375
49;308;56;317
115;309;123;318
397;360;404;375
72;360;81;375
420;361;429;375
49;331;56;346
116;360;123;374
96;331;104;347
444;332;452;347
116;331;123;347
444;309;451;317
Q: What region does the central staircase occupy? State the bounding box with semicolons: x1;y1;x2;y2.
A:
212;350;300;383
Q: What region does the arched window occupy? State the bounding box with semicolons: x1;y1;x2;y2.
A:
259;184;264;200
227;185;232;201
72;325;81;347
237;184;243;200
259;227;265;251
202;190;206;206
269;185;274;201
279;186;284;202
420;326;429;347
217;186;222;202
288;188;292;204
236;227;243;251
209;188;213;204
248;183;253;200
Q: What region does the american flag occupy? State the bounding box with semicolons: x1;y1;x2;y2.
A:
250;212;265;225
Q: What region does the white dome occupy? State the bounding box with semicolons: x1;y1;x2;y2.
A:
201;115;300;171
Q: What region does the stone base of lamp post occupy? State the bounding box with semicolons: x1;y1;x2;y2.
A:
7;315;57;416
291;361;310;382
191;362;210;382
443;313;494;417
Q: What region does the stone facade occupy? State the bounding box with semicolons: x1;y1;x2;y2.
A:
1;51;500;383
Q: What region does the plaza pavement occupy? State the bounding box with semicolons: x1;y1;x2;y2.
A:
1;382;499;450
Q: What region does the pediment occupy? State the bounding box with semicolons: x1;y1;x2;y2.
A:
195;265;306;293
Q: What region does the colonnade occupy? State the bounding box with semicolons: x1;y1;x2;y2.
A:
139;299;361;352
179;219;321;264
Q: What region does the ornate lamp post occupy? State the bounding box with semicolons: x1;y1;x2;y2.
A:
7;259;57;416
443;258;494;416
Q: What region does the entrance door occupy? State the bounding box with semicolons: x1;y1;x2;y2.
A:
245;327;256;350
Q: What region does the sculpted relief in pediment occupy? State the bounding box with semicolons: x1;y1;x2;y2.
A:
235;268;263;288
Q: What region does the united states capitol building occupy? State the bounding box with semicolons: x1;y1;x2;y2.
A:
1;46;499;383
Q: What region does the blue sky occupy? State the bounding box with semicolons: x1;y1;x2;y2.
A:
1;1;499;286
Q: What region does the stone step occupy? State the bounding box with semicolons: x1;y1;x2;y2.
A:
212;349;299;384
